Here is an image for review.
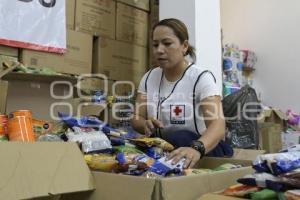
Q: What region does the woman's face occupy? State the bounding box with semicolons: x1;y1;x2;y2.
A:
152;25;188;69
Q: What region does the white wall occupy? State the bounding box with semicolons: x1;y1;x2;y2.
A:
160;0;222;92
221;0;300;113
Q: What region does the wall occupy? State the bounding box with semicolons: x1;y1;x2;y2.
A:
160;0;223;92
221;0;300;113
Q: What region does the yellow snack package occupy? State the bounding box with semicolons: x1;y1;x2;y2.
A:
84;154;118;172
130;137;174;151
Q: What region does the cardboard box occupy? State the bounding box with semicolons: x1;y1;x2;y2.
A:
258;108;288;132
63;157;253;200
0;142;94;199
258;122;282;153
116;3;149;47
232;148;265;161
0;80;8;114
117;0;150;11
148;0;159;67
6;80;73;120
93;38;147;87
21;30;93;75
0;55;18;114
71;98;108;120
198;194;246;200
66;0;76;30
0;45;18;57
75;0;116;38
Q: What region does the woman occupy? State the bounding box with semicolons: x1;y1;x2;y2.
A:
131;18;225;168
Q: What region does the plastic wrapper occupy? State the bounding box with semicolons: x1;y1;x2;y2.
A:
58;112;105;129
113;145;144;154
213;163;242;171
220;184;260;197
129;137;174;151
147;156;185;176
285;190;300;200
37;134;63;142
67;127;112;153
253;152;300;175
134;154;155;167
84;154;117;172
113;152;149;175
239;170;300;192
223;85;261;149
146;147;164;159
250;189;278;200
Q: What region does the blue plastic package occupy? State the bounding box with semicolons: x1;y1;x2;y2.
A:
253;152;300;175
147;156;185;176
58;112;105;128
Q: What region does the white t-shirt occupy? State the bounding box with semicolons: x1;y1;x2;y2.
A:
137;64;221;136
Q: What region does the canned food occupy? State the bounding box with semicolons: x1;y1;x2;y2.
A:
9;110;32;118
8;114;35;142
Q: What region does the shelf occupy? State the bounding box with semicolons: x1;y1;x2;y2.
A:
1;72;78;84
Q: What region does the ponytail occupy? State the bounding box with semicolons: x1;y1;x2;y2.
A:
186;45;196;62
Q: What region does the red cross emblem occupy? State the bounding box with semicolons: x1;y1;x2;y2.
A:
173;106;183;116
170;105;185;124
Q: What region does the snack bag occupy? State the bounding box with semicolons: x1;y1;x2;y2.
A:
130;137;174;151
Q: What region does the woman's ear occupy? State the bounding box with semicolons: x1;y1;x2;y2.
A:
183;40;189;55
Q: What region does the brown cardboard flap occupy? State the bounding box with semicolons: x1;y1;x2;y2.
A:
117;0;150;11
198;194;246;200
159;167;253;200
273;109;288;120
87;171;156;200
0;142;94;199
232;149;265;160
197;157;253;168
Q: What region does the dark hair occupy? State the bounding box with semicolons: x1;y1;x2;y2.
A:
152;18;196;62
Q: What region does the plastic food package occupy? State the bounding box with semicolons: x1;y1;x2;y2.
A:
253;152;300;175
113;145;144;154
67;127;112;153
220;184;260;197
285;190;300;200
84;154;118;172
129;137;174;151
147;156;185;176
238;170;300;192
37;134;63;142
238;173;279;188
213;163;243;171
250;189;278;200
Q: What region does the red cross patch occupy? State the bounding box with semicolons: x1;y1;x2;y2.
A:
170;105;185;124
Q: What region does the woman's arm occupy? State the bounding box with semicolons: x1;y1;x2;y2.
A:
167;95;225;168
198;95;225;153
131;93;163;136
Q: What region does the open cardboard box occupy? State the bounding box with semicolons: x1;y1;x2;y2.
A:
0;142;94;200
232;148;265;160
198;193;246;200
62;157;255;200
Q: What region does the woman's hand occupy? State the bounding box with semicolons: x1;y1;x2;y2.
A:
167;147;201;168
144;117;164;136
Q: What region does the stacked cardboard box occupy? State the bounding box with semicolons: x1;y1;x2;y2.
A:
258;122;282;153
75;0;116;38
0;45;18;114
149;0;160;67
